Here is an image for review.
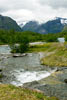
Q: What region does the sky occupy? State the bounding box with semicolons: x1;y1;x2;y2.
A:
0;0;67;24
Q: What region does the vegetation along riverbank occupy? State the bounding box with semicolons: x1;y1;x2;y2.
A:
28;42;67;67
0;84;59;100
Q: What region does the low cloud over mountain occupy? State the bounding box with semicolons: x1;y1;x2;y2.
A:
0;0;67;23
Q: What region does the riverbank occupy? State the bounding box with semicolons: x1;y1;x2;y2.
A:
1;42;67;67
28;42;67;67
0;43;67;100
0;84;59;100
23;67;67;100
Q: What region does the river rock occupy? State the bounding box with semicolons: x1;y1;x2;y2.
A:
0;69;2;72
64;79;67;83
13;53;27;57
23;81;40;88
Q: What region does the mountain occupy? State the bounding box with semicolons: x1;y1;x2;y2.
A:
19;21;28;28
22;21;40;32
62;25;67;32
0;15;67;33
21;17;67;34
37;17;64;34
0;15;21;31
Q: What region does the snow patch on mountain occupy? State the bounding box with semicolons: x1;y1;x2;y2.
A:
61;19;67;25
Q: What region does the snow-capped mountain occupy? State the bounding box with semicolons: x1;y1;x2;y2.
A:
19;22;28;28
21;17;67;34
61;19;67;25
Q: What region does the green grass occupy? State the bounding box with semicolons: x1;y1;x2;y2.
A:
28;42;67;67
0;84;58;100
41;42;67;67
28;43;52;52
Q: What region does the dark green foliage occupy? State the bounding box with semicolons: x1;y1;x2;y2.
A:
11;37;29;53
0;29;67;46
65;35;67;41
44;34;58;42
0;30;44;44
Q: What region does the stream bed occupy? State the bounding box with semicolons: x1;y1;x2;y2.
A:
0;45;67;100
0;45;53;86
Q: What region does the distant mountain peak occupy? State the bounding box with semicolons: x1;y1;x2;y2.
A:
53;17;67;25
21;17;67;34
61;19;67;25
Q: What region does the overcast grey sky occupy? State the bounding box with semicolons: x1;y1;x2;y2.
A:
0;0;67;23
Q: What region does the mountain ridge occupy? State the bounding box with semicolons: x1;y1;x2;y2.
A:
0;15;67;34
0;15;22;31
21;17;67;34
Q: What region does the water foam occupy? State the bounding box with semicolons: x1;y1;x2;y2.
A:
11;70;51;86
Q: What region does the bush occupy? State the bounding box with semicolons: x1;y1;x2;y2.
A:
11;37;29;53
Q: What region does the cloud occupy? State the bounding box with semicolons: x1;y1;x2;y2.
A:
0;0;38;12
0;0;67;23
0;8;6;13
3;9;35;22
38;0;67;9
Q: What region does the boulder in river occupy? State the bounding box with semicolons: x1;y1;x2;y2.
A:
0;69;2;72
0;69;3;78
13;53;27;57
23;81;40;88
64;79;67;83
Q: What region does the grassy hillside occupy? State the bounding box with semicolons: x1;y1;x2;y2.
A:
41;43;67;67
28;42;67;67
0;84;58;100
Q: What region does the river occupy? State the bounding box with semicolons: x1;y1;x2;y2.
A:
0;45;54;86
0;45;67;100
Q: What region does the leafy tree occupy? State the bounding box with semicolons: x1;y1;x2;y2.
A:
11;37;29;53
65;35;67;41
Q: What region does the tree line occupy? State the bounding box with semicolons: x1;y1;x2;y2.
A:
0;29;67;44
0;29;67;53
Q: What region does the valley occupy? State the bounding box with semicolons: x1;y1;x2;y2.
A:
0;15;67;100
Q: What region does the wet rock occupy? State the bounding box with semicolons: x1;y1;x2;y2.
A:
55;69;59;72
13;53;27;57
0;69;2;72
64;79;67;83
0;69;2;78
23;81;40;88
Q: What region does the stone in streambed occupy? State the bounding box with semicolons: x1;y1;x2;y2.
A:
23;81;40;88
64;79;67;83
13;53;27;57
0;69;2;72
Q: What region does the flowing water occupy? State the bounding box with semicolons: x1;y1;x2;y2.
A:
0;46;54;86
0;46;67;100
